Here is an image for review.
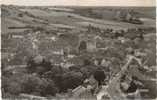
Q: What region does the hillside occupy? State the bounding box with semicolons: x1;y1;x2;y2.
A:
1;5;156;34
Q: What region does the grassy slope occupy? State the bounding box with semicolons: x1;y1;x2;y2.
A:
2;5;156;34
67;6;156;19
17;7;155;31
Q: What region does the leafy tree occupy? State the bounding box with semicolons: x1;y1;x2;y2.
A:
59;71;83;92
2;73;26;96
18;13;23;17
93;70;106;86
79;41;87;52
41;79;59;96
83;59;91;66
80;67;90;78
26;56;52;75
22;74;42;94
22;74;59;96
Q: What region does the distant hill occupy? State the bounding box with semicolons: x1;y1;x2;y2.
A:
1;5;156;34
67;6;156;19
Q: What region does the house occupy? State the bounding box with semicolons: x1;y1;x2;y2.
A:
78;34;97;52
12;35;24;39
101;58;111;68
72;75;97;98
33;55;44;64
72;85;87;97
126;12;132;21
87;39;97;52
115;10;121;21
20;93;46;100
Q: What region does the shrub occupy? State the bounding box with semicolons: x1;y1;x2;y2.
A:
18;13;23;17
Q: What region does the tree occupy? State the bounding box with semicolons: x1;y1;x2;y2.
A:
22;74;58;96
26;56;52;75
79;41;87;52
2;73;26;96
18;13;23;17
83;59;91;66
41;79;59;96
59;71;83;92
93;70;106;86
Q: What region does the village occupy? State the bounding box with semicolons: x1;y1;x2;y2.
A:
1;5;156;100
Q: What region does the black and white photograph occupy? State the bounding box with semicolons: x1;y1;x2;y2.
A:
1;0;156;100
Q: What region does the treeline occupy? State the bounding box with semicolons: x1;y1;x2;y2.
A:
87;25;156;40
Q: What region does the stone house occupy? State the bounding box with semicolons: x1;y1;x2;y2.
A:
78;34;97;52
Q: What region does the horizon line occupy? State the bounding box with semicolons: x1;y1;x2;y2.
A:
1;4;156;7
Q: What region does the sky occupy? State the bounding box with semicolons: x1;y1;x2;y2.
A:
1;0;156;6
